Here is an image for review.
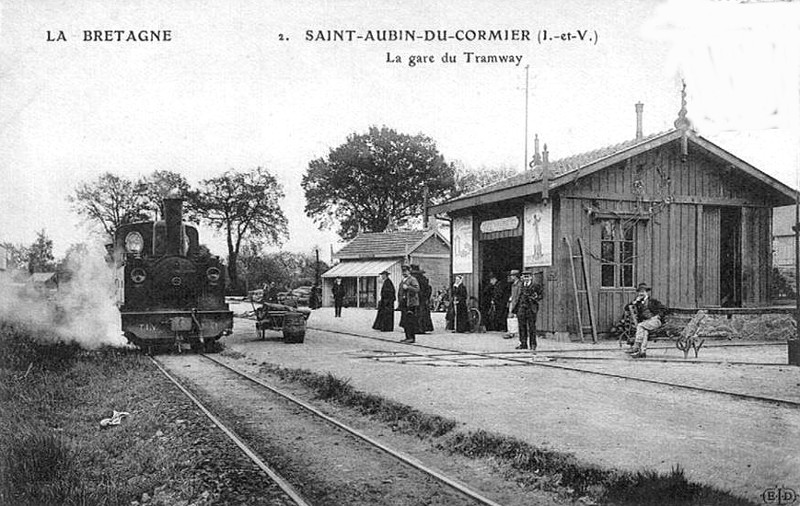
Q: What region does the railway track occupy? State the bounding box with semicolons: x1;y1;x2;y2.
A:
151;353;507;506
306;325;800;409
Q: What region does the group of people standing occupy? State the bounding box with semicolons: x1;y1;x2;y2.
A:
371;265;543;349
372;264;433;343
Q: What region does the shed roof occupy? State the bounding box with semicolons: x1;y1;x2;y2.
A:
322;259;397;278
430;129;797;214
28;272;57;283
334;229;449;260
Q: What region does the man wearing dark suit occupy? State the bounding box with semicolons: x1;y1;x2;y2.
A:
332;277;345;317
397;265;420;343
628;282;667;358
516;270;543;350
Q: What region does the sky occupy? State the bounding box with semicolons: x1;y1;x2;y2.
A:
1;0;798;262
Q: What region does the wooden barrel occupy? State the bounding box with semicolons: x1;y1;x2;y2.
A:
282;312;306;343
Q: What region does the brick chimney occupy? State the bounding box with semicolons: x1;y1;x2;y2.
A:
635;102;644;140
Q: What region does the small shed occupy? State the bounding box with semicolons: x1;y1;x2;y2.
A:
26;272;59;294
321;229;450;308
429;101;796;340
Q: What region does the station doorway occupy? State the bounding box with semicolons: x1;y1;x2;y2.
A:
479;236;523;284
719;207;742;307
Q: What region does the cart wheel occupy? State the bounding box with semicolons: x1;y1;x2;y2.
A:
468;308;481;333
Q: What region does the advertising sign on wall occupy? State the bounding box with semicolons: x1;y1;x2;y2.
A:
524;202;552;268
452;215;473;274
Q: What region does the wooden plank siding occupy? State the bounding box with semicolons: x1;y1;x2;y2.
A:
555;139;777;337
450;138;781;340
700;206;721;307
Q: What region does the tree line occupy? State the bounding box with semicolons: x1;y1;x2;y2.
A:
5;126;517;293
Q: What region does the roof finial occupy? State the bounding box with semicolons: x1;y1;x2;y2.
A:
674;80;692;162
673;80;692;132
531;133;542;167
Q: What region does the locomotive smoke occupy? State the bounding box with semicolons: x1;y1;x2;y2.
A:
0;247;128;349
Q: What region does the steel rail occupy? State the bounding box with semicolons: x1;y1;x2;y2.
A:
355;350;789;367
200;353;506;506
148;357;311;506
310;327;800;409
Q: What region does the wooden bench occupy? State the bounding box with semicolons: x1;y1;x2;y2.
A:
619;307;708;358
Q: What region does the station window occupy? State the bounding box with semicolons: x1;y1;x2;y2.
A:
600;219;635;288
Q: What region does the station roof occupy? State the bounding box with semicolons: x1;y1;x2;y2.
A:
430;129;797;215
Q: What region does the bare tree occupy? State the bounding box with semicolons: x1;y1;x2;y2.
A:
69;172;148;239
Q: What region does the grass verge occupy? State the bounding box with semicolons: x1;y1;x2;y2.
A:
260;363;458;437
0;321;272;506
258;362;756;506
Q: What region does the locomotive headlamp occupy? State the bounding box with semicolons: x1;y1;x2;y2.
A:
206;267;221;283
125;231;144;254
130;268;146;283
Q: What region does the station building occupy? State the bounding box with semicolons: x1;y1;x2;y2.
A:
429;103;796;341
321;229;450;308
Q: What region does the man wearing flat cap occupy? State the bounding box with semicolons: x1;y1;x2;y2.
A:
516;270;543;350
627;282;667;358
372;270;395;331
397;264;420;343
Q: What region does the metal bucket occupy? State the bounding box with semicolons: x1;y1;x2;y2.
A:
283;312;306;343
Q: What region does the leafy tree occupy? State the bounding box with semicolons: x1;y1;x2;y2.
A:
1;242;29;270
238;245;329;294
27;229;56;273
191;167;288;293
136;170;193;220
69;172;148;239
302;126;456;240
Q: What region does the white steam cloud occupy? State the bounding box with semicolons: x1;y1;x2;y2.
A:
0;247;128;349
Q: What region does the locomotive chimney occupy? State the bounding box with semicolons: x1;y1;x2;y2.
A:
635;102;644;140
164;192;184;256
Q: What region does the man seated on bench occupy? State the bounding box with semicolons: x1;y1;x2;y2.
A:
627;282;668;359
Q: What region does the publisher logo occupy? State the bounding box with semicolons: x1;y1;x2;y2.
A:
763;487;797;505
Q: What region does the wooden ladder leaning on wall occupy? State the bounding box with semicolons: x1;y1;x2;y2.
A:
563;236;598;343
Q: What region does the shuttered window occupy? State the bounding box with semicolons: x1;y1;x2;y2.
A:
600;220;635;288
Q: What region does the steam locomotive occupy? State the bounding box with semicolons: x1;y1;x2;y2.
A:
113;193;233;351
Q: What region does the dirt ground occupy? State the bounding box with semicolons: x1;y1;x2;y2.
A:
161;354;571;506
225;303;800;503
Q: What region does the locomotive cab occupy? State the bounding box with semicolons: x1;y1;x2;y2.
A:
114;194;233;351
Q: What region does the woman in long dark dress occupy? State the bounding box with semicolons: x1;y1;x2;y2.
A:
413;266;434;333
372;270;395;331
452;275;469;333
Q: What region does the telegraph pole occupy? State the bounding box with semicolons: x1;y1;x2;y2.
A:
524;65;530;171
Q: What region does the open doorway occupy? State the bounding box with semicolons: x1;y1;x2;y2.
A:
479;236;523;294
719;207;742;307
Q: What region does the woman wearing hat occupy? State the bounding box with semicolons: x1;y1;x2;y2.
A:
372;270;395;331
452;274;469;333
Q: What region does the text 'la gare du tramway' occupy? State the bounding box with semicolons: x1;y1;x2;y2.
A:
305;29;531;42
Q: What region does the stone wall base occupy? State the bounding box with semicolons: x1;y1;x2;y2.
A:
696;313;796;341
